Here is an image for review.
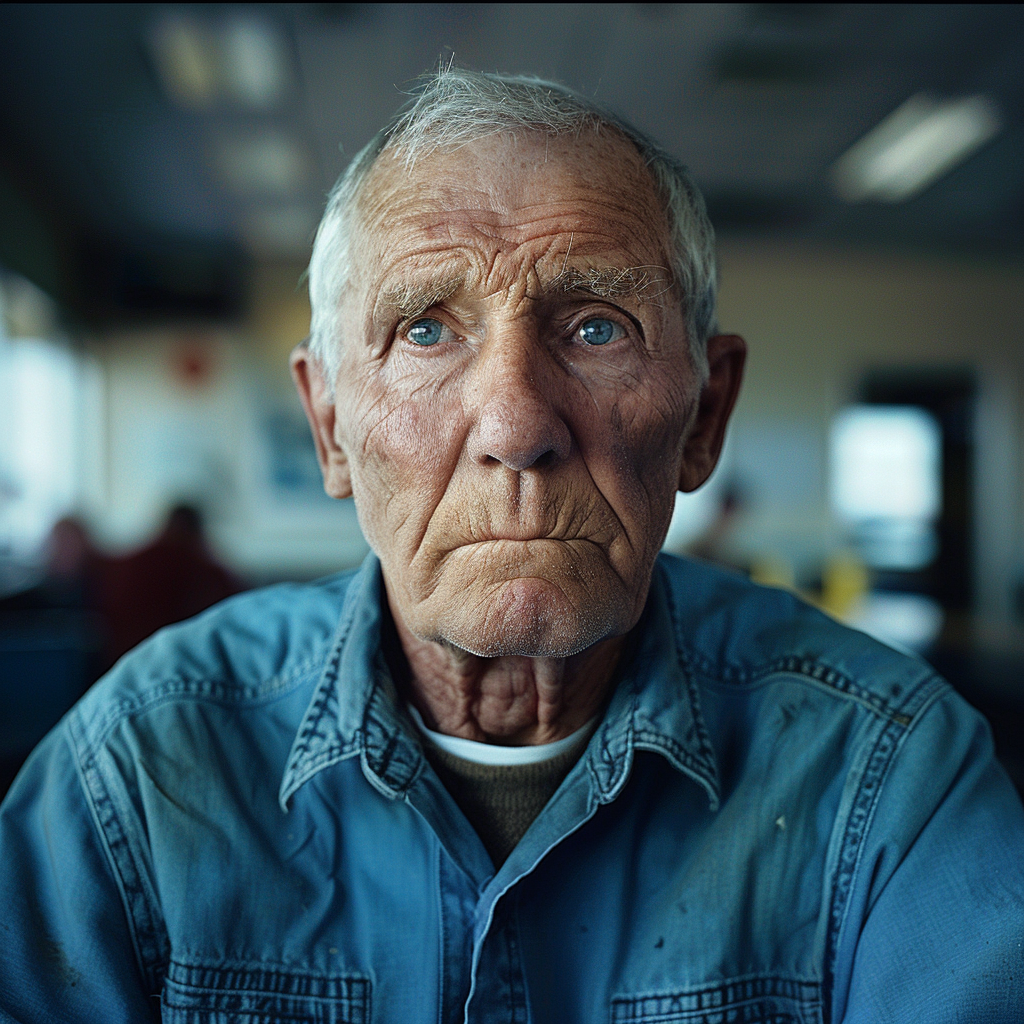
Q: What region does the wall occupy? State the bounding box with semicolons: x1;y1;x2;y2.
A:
81;245;1024;624
85;263;369;580
716;240;1024;626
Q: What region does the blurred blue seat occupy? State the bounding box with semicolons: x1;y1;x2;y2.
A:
0;609;98;759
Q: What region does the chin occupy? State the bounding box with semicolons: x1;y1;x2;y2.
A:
430;575;625;659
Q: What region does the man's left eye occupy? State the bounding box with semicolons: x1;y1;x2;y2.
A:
577;318;625;346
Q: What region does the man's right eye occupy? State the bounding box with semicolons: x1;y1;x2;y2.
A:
405;318;452;346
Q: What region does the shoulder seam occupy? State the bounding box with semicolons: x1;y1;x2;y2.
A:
657;559;941;725
681;646;943;725
81;649;329;754
66;713;169;995
77;572;360;753
821;671;948;1011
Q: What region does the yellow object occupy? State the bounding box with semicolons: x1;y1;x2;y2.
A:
821;551;870;620
750;554;796;591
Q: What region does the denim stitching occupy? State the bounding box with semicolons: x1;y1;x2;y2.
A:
821;674;947;1017
632;730;720;811
360;680;424;797
663;578;720;769
611;974;821;1023
279;623;357;809
679;648;932;725
166;956;372;992
163;957;371;1022
67;714;169;995
277;567;376;806
591;686;637;801
503;902;528;1024
83;651;329;753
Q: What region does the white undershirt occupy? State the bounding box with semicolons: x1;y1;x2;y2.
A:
407;703;597;766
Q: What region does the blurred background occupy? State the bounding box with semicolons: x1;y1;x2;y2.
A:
1;3;1022;796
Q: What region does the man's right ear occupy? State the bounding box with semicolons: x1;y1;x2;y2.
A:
289;344;353;500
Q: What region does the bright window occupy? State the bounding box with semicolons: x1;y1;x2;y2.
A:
0;338;96;559
829;405;942;569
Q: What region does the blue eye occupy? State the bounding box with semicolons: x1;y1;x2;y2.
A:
406;318;447;346
578;318;623;346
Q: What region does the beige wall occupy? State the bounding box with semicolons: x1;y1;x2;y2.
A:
717;240;1024;624
85;267;369;579
82;245;1024;619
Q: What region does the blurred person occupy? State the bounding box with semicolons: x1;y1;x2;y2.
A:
0;515;108;682
38;516;104;608
99;503;244;669
685;481;748;569
0;516;106;613
1;69;1022;1024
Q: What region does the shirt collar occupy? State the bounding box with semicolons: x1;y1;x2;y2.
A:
279;554;720;812
278;555;388;811
586;561;720;810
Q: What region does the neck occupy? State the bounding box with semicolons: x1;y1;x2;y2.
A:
385;592;624;746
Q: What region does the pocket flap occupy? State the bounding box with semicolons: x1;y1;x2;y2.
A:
611;975;820;1023
161;959;371;1024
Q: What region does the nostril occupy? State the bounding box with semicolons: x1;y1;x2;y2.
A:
481;442;560;472
475;432;565;472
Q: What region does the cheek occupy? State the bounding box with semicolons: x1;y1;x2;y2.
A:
589;366;694;510
340;362;467;533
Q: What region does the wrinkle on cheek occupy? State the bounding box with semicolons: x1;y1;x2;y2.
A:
343;363;469;558
597;378;689;541
354;356;460;460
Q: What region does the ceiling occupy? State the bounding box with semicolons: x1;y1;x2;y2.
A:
1;3;1021;324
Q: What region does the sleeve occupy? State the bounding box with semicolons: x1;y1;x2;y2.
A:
834;688;1024;1023
0;725;159;1024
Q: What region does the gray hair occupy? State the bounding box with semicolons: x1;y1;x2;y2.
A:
307;66;717;384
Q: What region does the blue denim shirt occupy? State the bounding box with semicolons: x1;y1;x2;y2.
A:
1;553;1022;1023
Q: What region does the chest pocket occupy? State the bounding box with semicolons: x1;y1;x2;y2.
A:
611;976;821;1024
160;959;371;1024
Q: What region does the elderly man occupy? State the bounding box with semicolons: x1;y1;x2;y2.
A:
1;69;1022;1024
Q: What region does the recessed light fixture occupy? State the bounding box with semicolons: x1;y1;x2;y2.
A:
150;12;289;110
221;15;289;110
150;14;218;108
832;93;1001;203
215;134;310;196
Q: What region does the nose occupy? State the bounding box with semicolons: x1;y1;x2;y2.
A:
468;332;572;472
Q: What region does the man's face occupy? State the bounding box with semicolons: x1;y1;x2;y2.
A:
299;132;738;659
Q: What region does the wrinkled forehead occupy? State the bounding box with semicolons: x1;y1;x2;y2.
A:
347;131;674;302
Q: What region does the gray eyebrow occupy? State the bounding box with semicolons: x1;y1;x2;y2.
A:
375;275;466;319
373;263;670;321
544;265;671;302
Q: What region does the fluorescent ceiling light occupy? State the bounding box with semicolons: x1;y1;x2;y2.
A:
150;14;218;108
150;13;288;110
221;15;289;109
832;93;1001;203
244;206;318;257
215;134;310;195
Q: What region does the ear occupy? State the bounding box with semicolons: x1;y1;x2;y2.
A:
290;345;353;500
678;334;746;492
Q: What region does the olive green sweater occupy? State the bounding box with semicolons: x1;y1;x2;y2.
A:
422;729;594;867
